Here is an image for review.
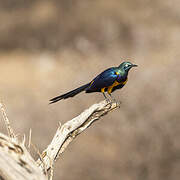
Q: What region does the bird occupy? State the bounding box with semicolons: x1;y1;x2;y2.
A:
49;61;137;104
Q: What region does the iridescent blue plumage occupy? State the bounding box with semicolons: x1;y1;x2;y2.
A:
86;68;117;92
50;61;137;104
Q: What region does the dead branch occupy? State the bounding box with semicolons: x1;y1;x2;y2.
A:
37;100;119;172
0;100;119;179
0;132;47;180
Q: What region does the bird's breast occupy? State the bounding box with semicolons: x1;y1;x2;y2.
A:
107;78;128;94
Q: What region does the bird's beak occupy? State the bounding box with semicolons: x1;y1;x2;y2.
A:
132;64;138;67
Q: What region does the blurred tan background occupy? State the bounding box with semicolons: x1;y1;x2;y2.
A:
0;0;180;180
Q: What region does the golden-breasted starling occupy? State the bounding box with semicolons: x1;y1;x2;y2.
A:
50;61;137;104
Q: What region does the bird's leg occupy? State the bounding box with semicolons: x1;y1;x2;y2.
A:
108;93;121;106
103;92;111;103
109;93;116;102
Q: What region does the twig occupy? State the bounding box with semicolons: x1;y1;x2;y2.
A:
22;134;26;146
0;102;16;140
31;142;48;176
37;100;120;171
28;128;32;149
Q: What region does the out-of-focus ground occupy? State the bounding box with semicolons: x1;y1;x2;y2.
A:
0;0;180;180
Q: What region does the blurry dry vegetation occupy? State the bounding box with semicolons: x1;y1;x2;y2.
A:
0;0;180;180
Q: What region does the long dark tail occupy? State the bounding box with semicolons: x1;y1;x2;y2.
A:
49;83;90;104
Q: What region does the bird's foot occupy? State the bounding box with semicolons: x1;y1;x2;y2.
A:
110;98;121;107
115;100;121;107
105;98;111;104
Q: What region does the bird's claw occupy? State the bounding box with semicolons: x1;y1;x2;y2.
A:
115;100;121;107
105;98;111;104
110;99;121;107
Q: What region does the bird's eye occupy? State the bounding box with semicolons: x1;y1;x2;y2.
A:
125;64;129;67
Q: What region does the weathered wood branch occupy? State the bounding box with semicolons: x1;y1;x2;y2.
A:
0;100;119;179
37;100;119;172
0;102;47;180
0;133;47;180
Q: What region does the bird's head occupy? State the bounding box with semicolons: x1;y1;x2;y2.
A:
119;61;138;72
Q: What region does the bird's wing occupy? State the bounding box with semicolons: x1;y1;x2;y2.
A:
87;68;119;90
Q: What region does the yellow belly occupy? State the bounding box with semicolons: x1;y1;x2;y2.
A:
101;87;106;93
107;79;128;94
